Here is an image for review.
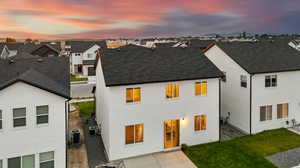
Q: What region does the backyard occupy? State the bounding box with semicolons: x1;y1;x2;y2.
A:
184;128;300;168
74;101;95;117
70;74;88;82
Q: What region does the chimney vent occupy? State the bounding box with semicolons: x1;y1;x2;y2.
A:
9;59;15;64
37;58;43;62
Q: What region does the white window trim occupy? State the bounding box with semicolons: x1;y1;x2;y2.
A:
165;83;180;100
194;114;207;132
125;88;141;104
12;107;26;129
39;151;55;167
8;154;35;168
265;75;277;88
260;105;272;122
195;81;208;96
125;124;144;145
36;105;49;126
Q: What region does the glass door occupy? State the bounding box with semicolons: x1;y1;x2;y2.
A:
164;120;180;149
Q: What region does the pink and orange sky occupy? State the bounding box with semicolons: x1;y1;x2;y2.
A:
0;0;299;39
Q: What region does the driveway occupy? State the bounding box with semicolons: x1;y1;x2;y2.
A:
123;151;196;168
71;83;95;99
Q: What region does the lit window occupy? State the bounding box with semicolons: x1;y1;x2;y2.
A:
36;105;49;125
240;75;247;88
13;108;26;127
40;151;54;168
195;82;207;96
260;105;272;121
194;115;207;131
0;110;2;130
126;88;141;103
277;103;288;119
125;124;144;144
265;75;277;87
165;84;179;98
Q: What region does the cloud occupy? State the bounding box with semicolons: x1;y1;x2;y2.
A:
0;0;299;39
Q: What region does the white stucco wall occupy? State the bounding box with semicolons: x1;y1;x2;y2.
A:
252;71;300;133
205;45;251;133
82;45;99;61
0;82;67;168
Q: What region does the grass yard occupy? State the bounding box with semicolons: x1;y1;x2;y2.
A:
184;128;300;168
70;74;88;82
74;101;94;117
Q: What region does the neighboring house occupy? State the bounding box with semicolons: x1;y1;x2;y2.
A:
0;56;70;168
289;40;300;51
66;41;107;81
187;39;215;51
95;45;223;160
205;41;300;134
0;44;10;59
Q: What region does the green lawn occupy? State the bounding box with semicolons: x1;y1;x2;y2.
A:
70;74;88;82
184;128;300;168
74;101;94;117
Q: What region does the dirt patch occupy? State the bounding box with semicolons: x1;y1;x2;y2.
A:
68;104;89;168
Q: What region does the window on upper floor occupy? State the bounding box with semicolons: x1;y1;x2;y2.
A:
126;88;141;103
13;108;26;127
40;151;54;168
260;105;272;121
125;124;144;144
75;53;81;56
265;75;277;87
0;110;2;130
8;154;35;168
87;53;93;58
194;115;207;131
36;105;49;125
195;82;207;96
240;75;247;88
165;84;179;99
277;103;288;119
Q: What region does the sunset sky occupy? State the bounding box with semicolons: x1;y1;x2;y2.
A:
0;0;299;39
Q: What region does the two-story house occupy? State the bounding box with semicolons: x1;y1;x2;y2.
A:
66;41;107;81
0;56;70;168
95;45;224;160
205;41;300;134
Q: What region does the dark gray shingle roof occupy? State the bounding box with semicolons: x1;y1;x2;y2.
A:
216;41;300;74
101;45;224;86
0;57;70;98
66;41;107;53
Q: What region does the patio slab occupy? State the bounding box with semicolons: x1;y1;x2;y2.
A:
266;147;300;168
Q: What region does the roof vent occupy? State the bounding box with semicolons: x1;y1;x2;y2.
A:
117;48;121;52
9;59;15;64
37;58;43;62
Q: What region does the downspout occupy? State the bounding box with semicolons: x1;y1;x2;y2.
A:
65;99;70;168
250;75;253;135
219;78;221;142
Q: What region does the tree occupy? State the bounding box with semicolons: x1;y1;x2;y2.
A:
25;38;33;43
5;37;16;43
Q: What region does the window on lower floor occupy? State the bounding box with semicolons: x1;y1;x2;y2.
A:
265;75;277;87
194;115;207;131
195;82;207;96
260;105;272;121
126;88;141;103
165;84;179;98
13;108;26;127
240;75;247;88
40;151;54;168
0;160;2;168
8;155;35;168
36;105;49;125
277;103;288;119
125;124;144;144
0;110;2;130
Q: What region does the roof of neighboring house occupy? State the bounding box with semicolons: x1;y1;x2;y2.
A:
0;57;70;98
215;41;300;74
40;42;61;51
100;44;224;86
66;40;107;53
4;42;26;50
154;42;177;48
83;60;96;65
189;39;215;48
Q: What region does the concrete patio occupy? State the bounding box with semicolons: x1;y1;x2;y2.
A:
123;151;197;168
220;124;247;141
